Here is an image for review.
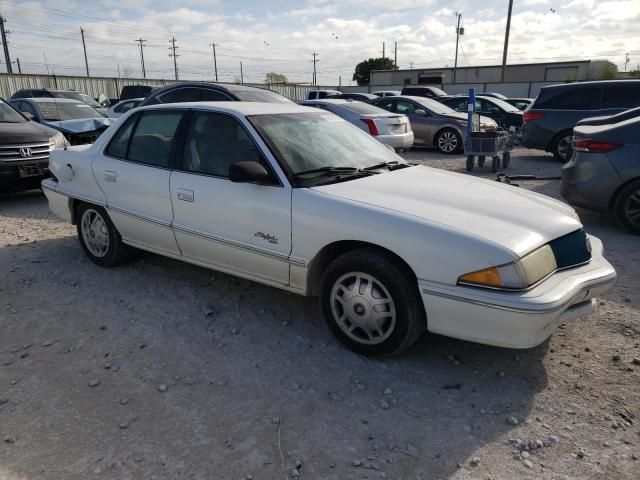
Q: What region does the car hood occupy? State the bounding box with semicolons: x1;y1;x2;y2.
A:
43;118;113;133
0;120;58;143
312;165;581;257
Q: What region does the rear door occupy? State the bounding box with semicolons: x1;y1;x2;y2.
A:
92;110;183;255
395;99;431;144
170;110;292;286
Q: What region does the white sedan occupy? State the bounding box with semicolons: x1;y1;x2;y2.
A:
42;102;616;356
104;98;143;118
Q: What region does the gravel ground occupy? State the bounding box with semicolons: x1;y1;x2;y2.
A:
0;147;638;480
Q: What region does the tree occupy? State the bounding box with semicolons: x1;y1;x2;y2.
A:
352;57;396;86
265;72;288;84
598;64;618;80
629;65;640;78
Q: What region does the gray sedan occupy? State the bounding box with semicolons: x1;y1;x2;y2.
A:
561;112;640;234
370;96;497;153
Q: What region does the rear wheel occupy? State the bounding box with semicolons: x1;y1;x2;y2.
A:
435;128;461;154
320;249;425;356
614;179;640;235
552;131;573;162
76;203;134;267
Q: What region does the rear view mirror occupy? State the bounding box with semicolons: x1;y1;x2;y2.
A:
98;93;110;107
229;161;273;185
21;111;34;120
414;109;427;116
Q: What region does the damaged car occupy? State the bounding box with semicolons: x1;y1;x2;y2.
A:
10;98;113;146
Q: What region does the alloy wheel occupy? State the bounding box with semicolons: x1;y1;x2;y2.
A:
437;131;458;153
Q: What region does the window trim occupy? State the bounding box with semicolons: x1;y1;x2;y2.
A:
103;109;186;170
174;109;283;187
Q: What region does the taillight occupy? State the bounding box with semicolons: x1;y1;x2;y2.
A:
361;118;379;136
523;111;544;122
572;138;621;153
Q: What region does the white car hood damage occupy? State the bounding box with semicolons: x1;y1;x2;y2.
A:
312;165;581;257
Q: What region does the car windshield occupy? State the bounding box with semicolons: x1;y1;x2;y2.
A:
34;101;105;121
413;97;458;115
0;100;27;123
233;88;294;104
429;87;447;96
249;112;405;177
488;97;521;112
78;94;102;108
340;102;389;115
54;91;101;108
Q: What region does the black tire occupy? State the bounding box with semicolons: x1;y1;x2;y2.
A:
76;202;134;267
465;155;474;171
503;151;511;168
478;155;486;167
551;131;573;163
491;155;500;173
435;128;462;154
320;249;426;357
614;179;640;235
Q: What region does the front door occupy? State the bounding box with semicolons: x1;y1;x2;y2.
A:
395;99;432;145
169;110;292;286
92;110;183;255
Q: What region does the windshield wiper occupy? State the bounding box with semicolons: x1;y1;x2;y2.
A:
293;166;359;177
361;161;399;171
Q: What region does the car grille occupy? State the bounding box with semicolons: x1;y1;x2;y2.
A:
0;141;52;163
549;229;592;269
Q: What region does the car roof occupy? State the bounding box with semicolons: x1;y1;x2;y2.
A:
139;101;320;116
304;99;359;105
543;79;640;91
21;98;83;104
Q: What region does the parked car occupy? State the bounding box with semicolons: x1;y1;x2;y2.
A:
505;98;533;111
11;88;108;114
331;93;378;101
10;98;113;145
521;80;640;162
105;98;143;118
400;86;447;98
575;106;640;127
138;82;294;107
439;95;524;131
300;99;413;150
370;95;497;153
562;113;640;234
307;89;342;100
372;90;401;97
0;97;66;192
42;102;616;356
476;92;508;100
120;85;153;101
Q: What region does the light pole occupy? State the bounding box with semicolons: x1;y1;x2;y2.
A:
501;0;514;83
453;13;464;84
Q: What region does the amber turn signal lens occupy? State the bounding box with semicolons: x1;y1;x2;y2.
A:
459;267;502;287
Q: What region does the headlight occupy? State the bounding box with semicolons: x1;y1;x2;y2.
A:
458;245;557;290
49;131;69;149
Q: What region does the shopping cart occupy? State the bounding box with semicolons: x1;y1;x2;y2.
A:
464;130;514;173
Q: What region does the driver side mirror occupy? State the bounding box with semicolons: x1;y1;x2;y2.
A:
414;109;427;116
21;111;34;120
229;161;274;185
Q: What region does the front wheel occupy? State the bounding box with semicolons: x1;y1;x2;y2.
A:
76;203;134;267
614;179;640;235
435;129;461;154
320;250;426;356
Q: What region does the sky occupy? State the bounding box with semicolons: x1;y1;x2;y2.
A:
0;0;638;85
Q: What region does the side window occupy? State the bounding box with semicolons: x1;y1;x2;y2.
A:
602;85;640;108
200;89;231;101
541;88;599;109
373;99;394;111
12;91;25;99
158;87;203;104
395;100;416;114
20;102;37;117
105;114;138;159
181;112;263;178
478;99;495;112
128;111;183;167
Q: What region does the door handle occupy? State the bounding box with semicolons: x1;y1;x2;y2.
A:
104;170;117;182
176;188;194;202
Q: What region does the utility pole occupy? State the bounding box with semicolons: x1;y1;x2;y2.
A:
382;41;385;59
624;52;630;71
339;75;341;87
117;64;121;78
240;61;243;83
312;52;318;85
453;12;463;83
80;27;89;76
135;38;147;78
14;57;21;73
169;37;179;80
500;0;514;83
210;42;218;81
410;61;414;69
394;42;397;68
0;15;12;74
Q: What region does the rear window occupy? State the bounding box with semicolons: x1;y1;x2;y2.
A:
535;87;600;110
602;84;640;108
233;88;293;104
341;102;388;115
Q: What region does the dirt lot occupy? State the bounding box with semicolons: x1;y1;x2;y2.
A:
0;147;638;480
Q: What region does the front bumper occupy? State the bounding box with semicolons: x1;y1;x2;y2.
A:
0;160;49;192
418;235;616;349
